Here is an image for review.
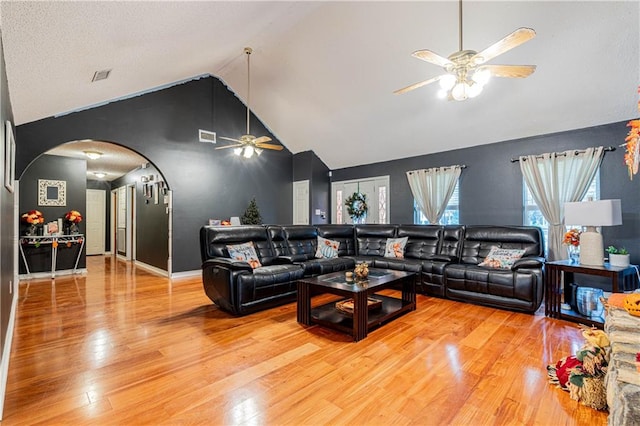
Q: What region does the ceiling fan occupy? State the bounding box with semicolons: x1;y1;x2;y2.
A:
216;47;283;158
394;0;536;100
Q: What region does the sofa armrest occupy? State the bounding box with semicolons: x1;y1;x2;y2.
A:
511;256;545;270
202;257;253;272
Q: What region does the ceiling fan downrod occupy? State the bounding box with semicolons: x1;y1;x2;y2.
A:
245;47;252;136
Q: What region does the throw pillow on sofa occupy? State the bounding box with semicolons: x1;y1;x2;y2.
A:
226;242;262;269
479;247;526;269
384;237;408;259
315;236;340;259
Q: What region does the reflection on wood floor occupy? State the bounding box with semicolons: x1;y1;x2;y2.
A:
2;256;607;425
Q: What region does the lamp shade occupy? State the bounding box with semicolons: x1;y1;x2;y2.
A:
564;199;622;226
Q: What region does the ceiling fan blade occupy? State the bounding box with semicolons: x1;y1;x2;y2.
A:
480;64;536;78
471;28;536;65
253;136;272;144
411;50;453;68
219;136;242;143
255;142;283;151
215;144;243;150
394;75;442;95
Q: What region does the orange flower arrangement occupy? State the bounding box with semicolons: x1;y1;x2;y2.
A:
563;228;581;247
21;210;44;225
623;86;640;179
64;210;83;224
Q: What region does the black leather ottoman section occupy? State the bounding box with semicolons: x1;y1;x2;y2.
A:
354;224;397;257
421;260;449;296
316;225;356;256
236;264;304;314
445;264;541;312
445;288;538;312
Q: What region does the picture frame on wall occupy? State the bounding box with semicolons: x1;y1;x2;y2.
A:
4;121;15;193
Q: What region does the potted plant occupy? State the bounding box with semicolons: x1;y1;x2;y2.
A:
606;246;630;268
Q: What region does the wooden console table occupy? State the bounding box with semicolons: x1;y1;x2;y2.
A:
19;234;85;279
544;260;638;328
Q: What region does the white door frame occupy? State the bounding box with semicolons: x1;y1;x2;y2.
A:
86;189;106;255
331;175;390;224
293;180;310;225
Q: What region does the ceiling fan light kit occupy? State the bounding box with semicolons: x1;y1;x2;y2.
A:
395;0;536;101
216;47;284;158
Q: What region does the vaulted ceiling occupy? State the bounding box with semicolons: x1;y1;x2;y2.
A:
1;1;638;170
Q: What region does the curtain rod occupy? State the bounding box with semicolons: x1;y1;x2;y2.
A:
510;146;616;163
407;164;467;173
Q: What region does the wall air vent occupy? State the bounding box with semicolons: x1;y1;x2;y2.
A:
92;69;112;82
199;129;217;144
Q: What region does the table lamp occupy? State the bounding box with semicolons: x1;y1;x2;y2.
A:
564;199;622;266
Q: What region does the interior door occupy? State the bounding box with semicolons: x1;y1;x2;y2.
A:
86;189;106;255
293;180;310;225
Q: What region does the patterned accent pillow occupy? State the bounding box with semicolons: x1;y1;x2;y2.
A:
226;242;262;269
315;236;340;259
478;247;526;269
384;237;408;259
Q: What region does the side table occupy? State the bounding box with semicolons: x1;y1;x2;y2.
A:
19;234;85;279
544;260;638;327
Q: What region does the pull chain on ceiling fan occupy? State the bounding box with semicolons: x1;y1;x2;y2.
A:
217;47;283;158
394;0;536;100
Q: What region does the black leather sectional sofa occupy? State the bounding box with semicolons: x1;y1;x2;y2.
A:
200;224;545;316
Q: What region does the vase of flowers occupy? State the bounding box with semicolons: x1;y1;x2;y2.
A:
21;210;44;236
563;228;581;263
64;210;83;234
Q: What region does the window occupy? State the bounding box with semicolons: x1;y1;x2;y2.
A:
523;173;600;251
413;181;459;225
335;190;343;224
378;185;387;224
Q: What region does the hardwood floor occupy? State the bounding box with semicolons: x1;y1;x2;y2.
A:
3;256;607;425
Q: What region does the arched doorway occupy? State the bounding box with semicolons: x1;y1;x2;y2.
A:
18;139;172;278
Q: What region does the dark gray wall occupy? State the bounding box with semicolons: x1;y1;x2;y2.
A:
112;165;168;271
293;150;330;225
0;33;16;368
18;154;87;273
332;121;640;264
16;77;294;272
86;179;112;253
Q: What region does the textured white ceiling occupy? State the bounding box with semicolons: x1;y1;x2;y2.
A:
2;1;639;170
47;140;148;181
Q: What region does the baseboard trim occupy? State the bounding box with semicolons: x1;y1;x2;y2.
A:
0;282;18;419
171;270;201;280
133;261;168;277
18;269;88;280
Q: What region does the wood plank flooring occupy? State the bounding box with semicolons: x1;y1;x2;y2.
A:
2;256;608;425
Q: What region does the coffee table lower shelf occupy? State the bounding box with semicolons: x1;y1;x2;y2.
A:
310;295;412;336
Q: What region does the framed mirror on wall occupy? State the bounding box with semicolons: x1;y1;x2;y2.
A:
4;120;15;193
38;179;67;206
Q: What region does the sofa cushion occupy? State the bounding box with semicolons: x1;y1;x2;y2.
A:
478;247;526;269
398;225;442;260
460;226;543;264
384;237;408;259
315;236;340;259
299;257;356;276
316;225;356;256
227;242;262;269
355;225;397;256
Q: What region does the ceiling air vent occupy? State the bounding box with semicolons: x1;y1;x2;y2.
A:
91;69;112;82
199;129;217;144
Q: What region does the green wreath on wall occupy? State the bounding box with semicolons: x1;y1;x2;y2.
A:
345;192;368;220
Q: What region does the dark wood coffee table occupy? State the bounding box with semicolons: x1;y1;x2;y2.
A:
297;268;416;341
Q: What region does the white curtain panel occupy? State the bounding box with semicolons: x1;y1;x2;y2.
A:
519;146;604;261
406;165;462;224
